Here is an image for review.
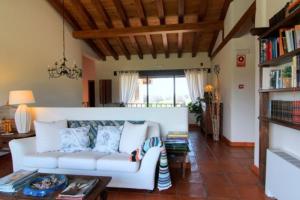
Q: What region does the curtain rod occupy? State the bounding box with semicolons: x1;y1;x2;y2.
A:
113;67;211;76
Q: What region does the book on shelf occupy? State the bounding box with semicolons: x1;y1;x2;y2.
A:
270;100;300;124
261;55;300;89
0;170;37;193
260;25;300;63
287;0;300;15
56;178;98;200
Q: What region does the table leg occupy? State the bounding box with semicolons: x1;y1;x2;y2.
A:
100;189;108;200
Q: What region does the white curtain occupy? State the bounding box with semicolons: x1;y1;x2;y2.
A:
184;69;207;102
119;72;139;104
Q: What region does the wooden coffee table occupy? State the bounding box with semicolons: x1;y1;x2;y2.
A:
0;174;111;200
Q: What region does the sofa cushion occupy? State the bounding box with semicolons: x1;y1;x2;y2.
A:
97;153;140;172
23;152;64;169
59;126;91;152
34;120;67;153
58;151;107;170
93;125;123;153
67;120;145;148
119;121;148;154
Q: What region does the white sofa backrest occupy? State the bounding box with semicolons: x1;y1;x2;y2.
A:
31;107;188;137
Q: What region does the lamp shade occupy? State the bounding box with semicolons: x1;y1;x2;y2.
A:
204;84;214;93
9;90;35;105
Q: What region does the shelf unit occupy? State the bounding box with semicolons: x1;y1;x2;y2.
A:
252;7;300;184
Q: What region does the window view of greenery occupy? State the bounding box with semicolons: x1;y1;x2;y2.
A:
131;76;191;107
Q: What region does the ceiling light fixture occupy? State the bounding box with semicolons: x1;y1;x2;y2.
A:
48;0;82;79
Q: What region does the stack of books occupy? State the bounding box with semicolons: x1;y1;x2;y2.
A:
165;131;189;153
260;26;300;63
0;170;36;193
56;178;98;200
271;100;300;123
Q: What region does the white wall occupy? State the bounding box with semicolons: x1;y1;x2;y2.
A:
211;0;256;143
254;0;295;167
0;0;97;107
95;53;212;124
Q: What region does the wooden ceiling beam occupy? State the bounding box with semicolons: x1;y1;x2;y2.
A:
198;0;209;21
162;33;169;58
178;32;183;58
177;0;184;58
47;0;105;60
145;35;157;59
208;0;233;57
129;36;143;59
112;0;129;27
135;0;147;26
112;0;143;59
192;32;201;57
73;21;223;39
156;0;165;25
178;0;185;24
211;2;255;58
89;0;131;60
92;0;113;28
73;0;119;60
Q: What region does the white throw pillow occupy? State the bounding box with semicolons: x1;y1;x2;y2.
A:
34;120;67;153
119;121;148;154
93;125;123;153
59;126;91;153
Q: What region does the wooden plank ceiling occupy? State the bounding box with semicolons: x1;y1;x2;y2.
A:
47;0;231;61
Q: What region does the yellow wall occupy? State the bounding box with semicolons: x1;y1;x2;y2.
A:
0;0;96;107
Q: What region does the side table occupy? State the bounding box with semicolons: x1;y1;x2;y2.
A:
0;132;35;151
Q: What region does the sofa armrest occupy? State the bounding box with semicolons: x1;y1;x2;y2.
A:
138;147;160;175
9;137;37;171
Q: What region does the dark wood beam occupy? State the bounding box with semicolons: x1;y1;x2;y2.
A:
178;32;183;58
156;0;165;24
116;38;131;60
73;21;223;39
112;0;129;27
192;32;201;57
178;0;185;24
129;36;143;59
220;0;233;20
135;0;147;26
92;0;113;28
47;0;105;60
208;0;233;57
74;0;119;60
89;0;131;60
211;2;256;58
208;31;219;57
198;0;209;21
162;33;169;58
112;0;142;59
145;35;157;59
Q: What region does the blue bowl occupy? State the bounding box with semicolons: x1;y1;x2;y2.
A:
23;175;68;197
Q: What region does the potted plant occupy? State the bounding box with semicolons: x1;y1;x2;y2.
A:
282;66;292;88
188;97;206;125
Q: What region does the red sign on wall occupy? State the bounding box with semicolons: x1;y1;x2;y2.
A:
236;54;246;67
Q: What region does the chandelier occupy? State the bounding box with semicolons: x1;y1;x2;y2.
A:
48;0;82;79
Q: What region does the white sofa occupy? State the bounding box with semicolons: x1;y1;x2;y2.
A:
9;107;189;191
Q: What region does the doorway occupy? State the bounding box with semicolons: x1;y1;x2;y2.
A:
88;80;95;107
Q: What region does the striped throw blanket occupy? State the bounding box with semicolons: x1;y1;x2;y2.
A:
130;137;172;191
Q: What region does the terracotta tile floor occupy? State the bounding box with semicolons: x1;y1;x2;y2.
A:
0;128;272;200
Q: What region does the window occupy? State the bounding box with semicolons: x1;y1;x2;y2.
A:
130;74;191;107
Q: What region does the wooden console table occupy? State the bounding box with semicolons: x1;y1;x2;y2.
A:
0;132;35;150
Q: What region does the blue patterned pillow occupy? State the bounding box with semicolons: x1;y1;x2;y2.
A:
67;120;144;148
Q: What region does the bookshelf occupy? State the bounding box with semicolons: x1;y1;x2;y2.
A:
252;3;300;185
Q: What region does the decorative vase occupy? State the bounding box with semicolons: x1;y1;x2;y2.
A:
15;104;31;134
